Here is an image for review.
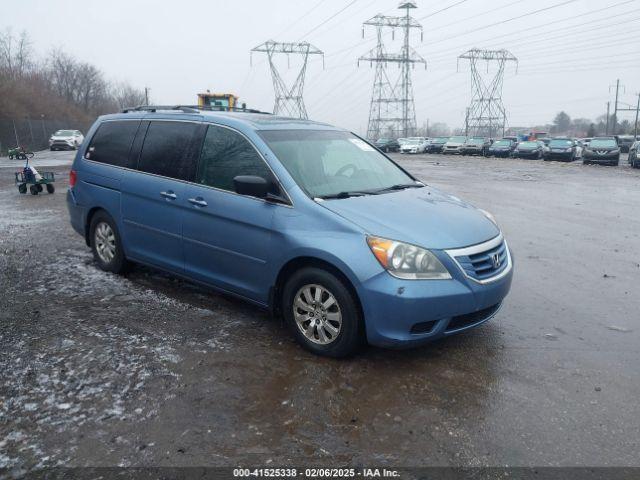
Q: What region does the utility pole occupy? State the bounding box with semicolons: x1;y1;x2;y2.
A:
609;79;625;135
635;93;639;138
358;2;426;140
458;49;517;138
605;101;610;135
251;41;324;119
144;87;150;105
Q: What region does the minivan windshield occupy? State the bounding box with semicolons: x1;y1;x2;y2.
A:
260;130;418;199
54;130;75;136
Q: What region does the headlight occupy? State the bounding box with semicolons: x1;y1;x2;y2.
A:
366;236;451;280
565;147;572;152
478;208;498;227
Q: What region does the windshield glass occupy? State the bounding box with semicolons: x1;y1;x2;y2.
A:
375;138;389;143
54;130;74;136
589;139;617;148
448;136;466;143
260;130;416;199
493;140;511;146
433;137;448;143
518;141;538;148
549;139;573;147
406;139;422;145
468;137;485;144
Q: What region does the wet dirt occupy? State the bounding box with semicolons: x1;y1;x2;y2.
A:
1;151;639;470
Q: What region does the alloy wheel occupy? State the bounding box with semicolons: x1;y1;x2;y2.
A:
94;222;116;263
293;284;342;345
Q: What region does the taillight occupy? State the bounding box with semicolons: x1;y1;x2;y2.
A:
69;169;77;188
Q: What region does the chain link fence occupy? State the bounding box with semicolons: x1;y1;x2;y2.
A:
0;117;93;155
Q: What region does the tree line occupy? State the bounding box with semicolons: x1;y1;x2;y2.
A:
0;29;147;124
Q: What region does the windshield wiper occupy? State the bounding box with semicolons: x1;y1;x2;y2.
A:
374;183;425;193
317;191;376;200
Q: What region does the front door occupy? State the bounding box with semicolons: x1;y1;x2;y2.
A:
182;124;283;303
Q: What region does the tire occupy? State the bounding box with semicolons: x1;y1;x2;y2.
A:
30;185;39;195
282;267;363;358
46;184;55;194
18;184;27;194
50;147;54;151
36;184;43;192
583;160;589;165
8;155;13;160
89;211;129;274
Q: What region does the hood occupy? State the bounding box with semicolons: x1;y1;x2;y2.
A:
319;186;499;250
491;145;510;150
51;135;74;140
445;142;464;147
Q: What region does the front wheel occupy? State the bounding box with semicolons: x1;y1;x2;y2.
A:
90;211;129;274
46;184;55;194
282;267;363;357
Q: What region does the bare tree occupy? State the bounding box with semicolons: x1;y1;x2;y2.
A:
112;82;147;110
0;29;34;78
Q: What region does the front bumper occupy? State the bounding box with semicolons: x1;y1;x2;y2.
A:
461;146;484;155
443;147;463;154
489;149;511;157
357;244;513;348
584;152;619;162
514;150;541;158
544;151;573;160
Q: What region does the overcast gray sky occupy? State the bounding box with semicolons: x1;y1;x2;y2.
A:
6;0;640;134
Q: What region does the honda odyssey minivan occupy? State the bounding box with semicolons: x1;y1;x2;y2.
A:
67;106;513;357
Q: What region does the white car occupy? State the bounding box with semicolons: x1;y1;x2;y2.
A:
49;130;84;151
400;137;429;154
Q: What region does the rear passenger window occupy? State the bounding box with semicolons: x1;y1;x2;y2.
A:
197;125;272;192
138;121;200;181
86;121;139;167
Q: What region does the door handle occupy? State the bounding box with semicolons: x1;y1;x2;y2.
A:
188;197;208;207
160;191;177;200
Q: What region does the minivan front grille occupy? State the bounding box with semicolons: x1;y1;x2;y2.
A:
446;235;510;283
455;240;508;281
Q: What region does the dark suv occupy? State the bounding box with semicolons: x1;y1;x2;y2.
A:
461;137;491;156
374;138;400;153
616;135;635;153
544;138;576;162
583;137;620;166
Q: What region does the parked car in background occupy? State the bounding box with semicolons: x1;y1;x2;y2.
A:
49;130;84;150
513;140;545;159
616;135;635;153
400;137;429;154
461;136;491;156
580;137;592;148
375;138;401;153
442;135;467;155
629;140;639;168
543;138;577;162
583;137;620;166
488;139;517;157
426;136;448;153
67;108;512;357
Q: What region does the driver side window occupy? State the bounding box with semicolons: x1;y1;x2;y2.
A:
197;125;273;193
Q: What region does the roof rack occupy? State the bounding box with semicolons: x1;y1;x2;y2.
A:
121;105;271;114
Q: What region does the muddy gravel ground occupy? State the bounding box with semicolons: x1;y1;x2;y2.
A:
1;150;639;471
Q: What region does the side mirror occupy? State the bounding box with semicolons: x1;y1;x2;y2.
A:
233;175;270;199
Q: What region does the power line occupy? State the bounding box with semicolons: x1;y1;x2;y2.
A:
298;0;360;40
272;0;328;39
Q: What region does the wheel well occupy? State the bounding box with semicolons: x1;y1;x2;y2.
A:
271;257;364;321
84;207;106;246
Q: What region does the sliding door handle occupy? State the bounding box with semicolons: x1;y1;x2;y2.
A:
188;197;208;207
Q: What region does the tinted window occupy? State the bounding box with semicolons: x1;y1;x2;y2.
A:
197;125;273;192
138;121;199;181
86;121;139;167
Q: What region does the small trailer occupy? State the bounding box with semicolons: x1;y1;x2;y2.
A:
15;161;55;195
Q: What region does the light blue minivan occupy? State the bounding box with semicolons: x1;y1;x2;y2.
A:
67;106;513;357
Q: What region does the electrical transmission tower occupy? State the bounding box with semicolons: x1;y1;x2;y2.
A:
358;2;426;140
458;48;518;138
251;41;323;119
